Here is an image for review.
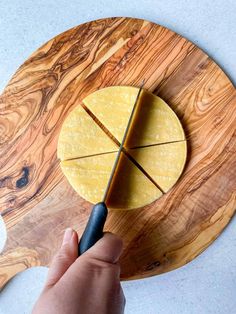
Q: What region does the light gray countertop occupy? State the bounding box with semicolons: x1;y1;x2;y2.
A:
0;1;235;313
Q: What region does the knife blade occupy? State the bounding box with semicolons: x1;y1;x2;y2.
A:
78;81;144;255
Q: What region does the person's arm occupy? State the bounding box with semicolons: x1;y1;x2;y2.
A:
32;228;125;314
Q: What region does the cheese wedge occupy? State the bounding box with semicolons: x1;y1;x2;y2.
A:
83;86;185;147
57;105;117;160
60;152;162;210
128;141;187;193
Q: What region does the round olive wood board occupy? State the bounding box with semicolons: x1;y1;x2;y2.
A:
0;17;235;289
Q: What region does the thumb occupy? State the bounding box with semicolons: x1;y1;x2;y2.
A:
45;228;78;288
81;232;123;264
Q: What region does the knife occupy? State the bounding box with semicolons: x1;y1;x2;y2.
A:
78;82;144;255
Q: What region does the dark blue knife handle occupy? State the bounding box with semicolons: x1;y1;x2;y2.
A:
78;202;108;255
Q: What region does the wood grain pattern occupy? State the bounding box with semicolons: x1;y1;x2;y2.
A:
0;17;235;289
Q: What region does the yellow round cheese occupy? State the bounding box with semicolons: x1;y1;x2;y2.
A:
58;86;187;210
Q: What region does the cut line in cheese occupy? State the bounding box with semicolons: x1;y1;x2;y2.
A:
57;105;118;160
83;86;185;148
60;152;163;210
128;141;187;193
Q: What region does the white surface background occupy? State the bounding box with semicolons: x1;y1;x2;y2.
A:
0;1;235;313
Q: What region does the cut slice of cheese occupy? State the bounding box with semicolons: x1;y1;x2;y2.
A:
128;141;187;193
83;86;185;147
57;105;118;160
60;152;162;210
83;86;139;146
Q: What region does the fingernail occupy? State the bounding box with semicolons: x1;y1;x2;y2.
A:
62;228;73;245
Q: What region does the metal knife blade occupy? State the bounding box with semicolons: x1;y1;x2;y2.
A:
102;81;145;203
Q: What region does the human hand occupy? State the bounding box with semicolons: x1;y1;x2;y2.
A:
32;229;125;314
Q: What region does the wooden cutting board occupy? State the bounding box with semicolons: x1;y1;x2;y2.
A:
0;17;235;289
